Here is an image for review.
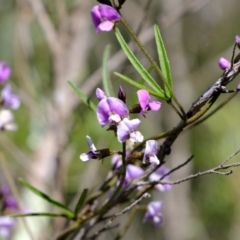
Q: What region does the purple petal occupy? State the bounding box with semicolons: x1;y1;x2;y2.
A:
148;101;161;111
97;98;111;126
143;140;158;163
236;35;240;45
98;4;121;21
1;85;21;110
137;89;150;110
148;201;163;214
218;57;230;70
126;164;144;180
97;97;129;126
123;118;140;131
91;6;102;33
117;120;129;142
0;62;11;84
96;88;107;101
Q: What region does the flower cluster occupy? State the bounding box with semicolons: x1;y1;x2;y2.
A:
0;184;19;239
0;62;20;131
79;82;170;226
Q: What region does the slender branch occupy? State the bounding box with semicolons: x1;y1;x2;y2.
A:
87;193;151;240
160;155;194;180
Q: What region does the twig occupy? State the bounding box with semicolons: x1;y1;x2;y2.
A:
160;155;194;180
86;193;151;240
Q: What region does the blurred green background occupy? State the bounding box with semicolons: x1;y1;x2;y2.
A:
0;0;240;239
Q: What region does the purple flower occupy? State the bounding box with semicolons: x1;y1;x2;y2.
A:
0;62;11;84
3;195;18;210
96;88;107;101
97;97;129;126
1;85;21;110
137;90;161;115
91;4;121;33
0;217;15;239
80;136;111;161
111;154;122;169
124;164;144;187
80;136;99;161
0;110;17;131
143;201;164;227
143;140;159;165
149;166;172;192
117;118;143;143
218;57;230;70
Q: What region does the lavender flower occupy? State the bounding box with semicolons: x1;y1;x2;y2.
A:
0;216;15;239
137;90;161;115
80;135;111;161
149;166;172;192
80;136;99;161
0;62;11;84
117;118;143;143
143;201;164;227
91;4;121;33
124;164;144;187
97;97;129;126
218;57;230;70
1;85;21;110
143;140;160;165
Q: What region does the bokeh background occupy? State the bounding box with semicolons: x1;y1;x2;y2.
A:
0;0;240;239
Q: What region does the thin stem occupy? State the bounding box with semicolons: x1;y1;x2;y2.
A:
120;18;186;118
97;142;127;216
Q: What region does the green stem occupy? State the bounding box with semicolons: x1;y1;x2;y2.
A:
120;18;186;118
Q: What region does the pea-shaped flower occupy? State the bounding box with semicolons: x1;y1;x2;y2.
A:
0;62;11;84
143;201;164;227
91;4;121;33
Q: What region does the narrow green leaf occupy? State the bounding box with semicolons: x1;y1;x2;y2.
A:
74;188;88;214
19;178;75;218
154;24;173;98
114;72;168;100
68;81;96;111
10;212;72;219
115;28;163;94
102;45;114;96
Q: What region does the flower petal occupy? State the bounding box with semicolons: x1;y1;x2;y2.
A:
98;21;114;32
98;4;121;21
148;101;161;111
137;89;150;110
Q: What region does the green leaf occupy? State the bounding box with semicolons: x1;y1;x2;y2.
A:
115;28;164;94
10;212;72;219
68;81;96;111
102;45;114;96
74;188;88;214
19;178;75;218
154;25;173;98
114;72;168;100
